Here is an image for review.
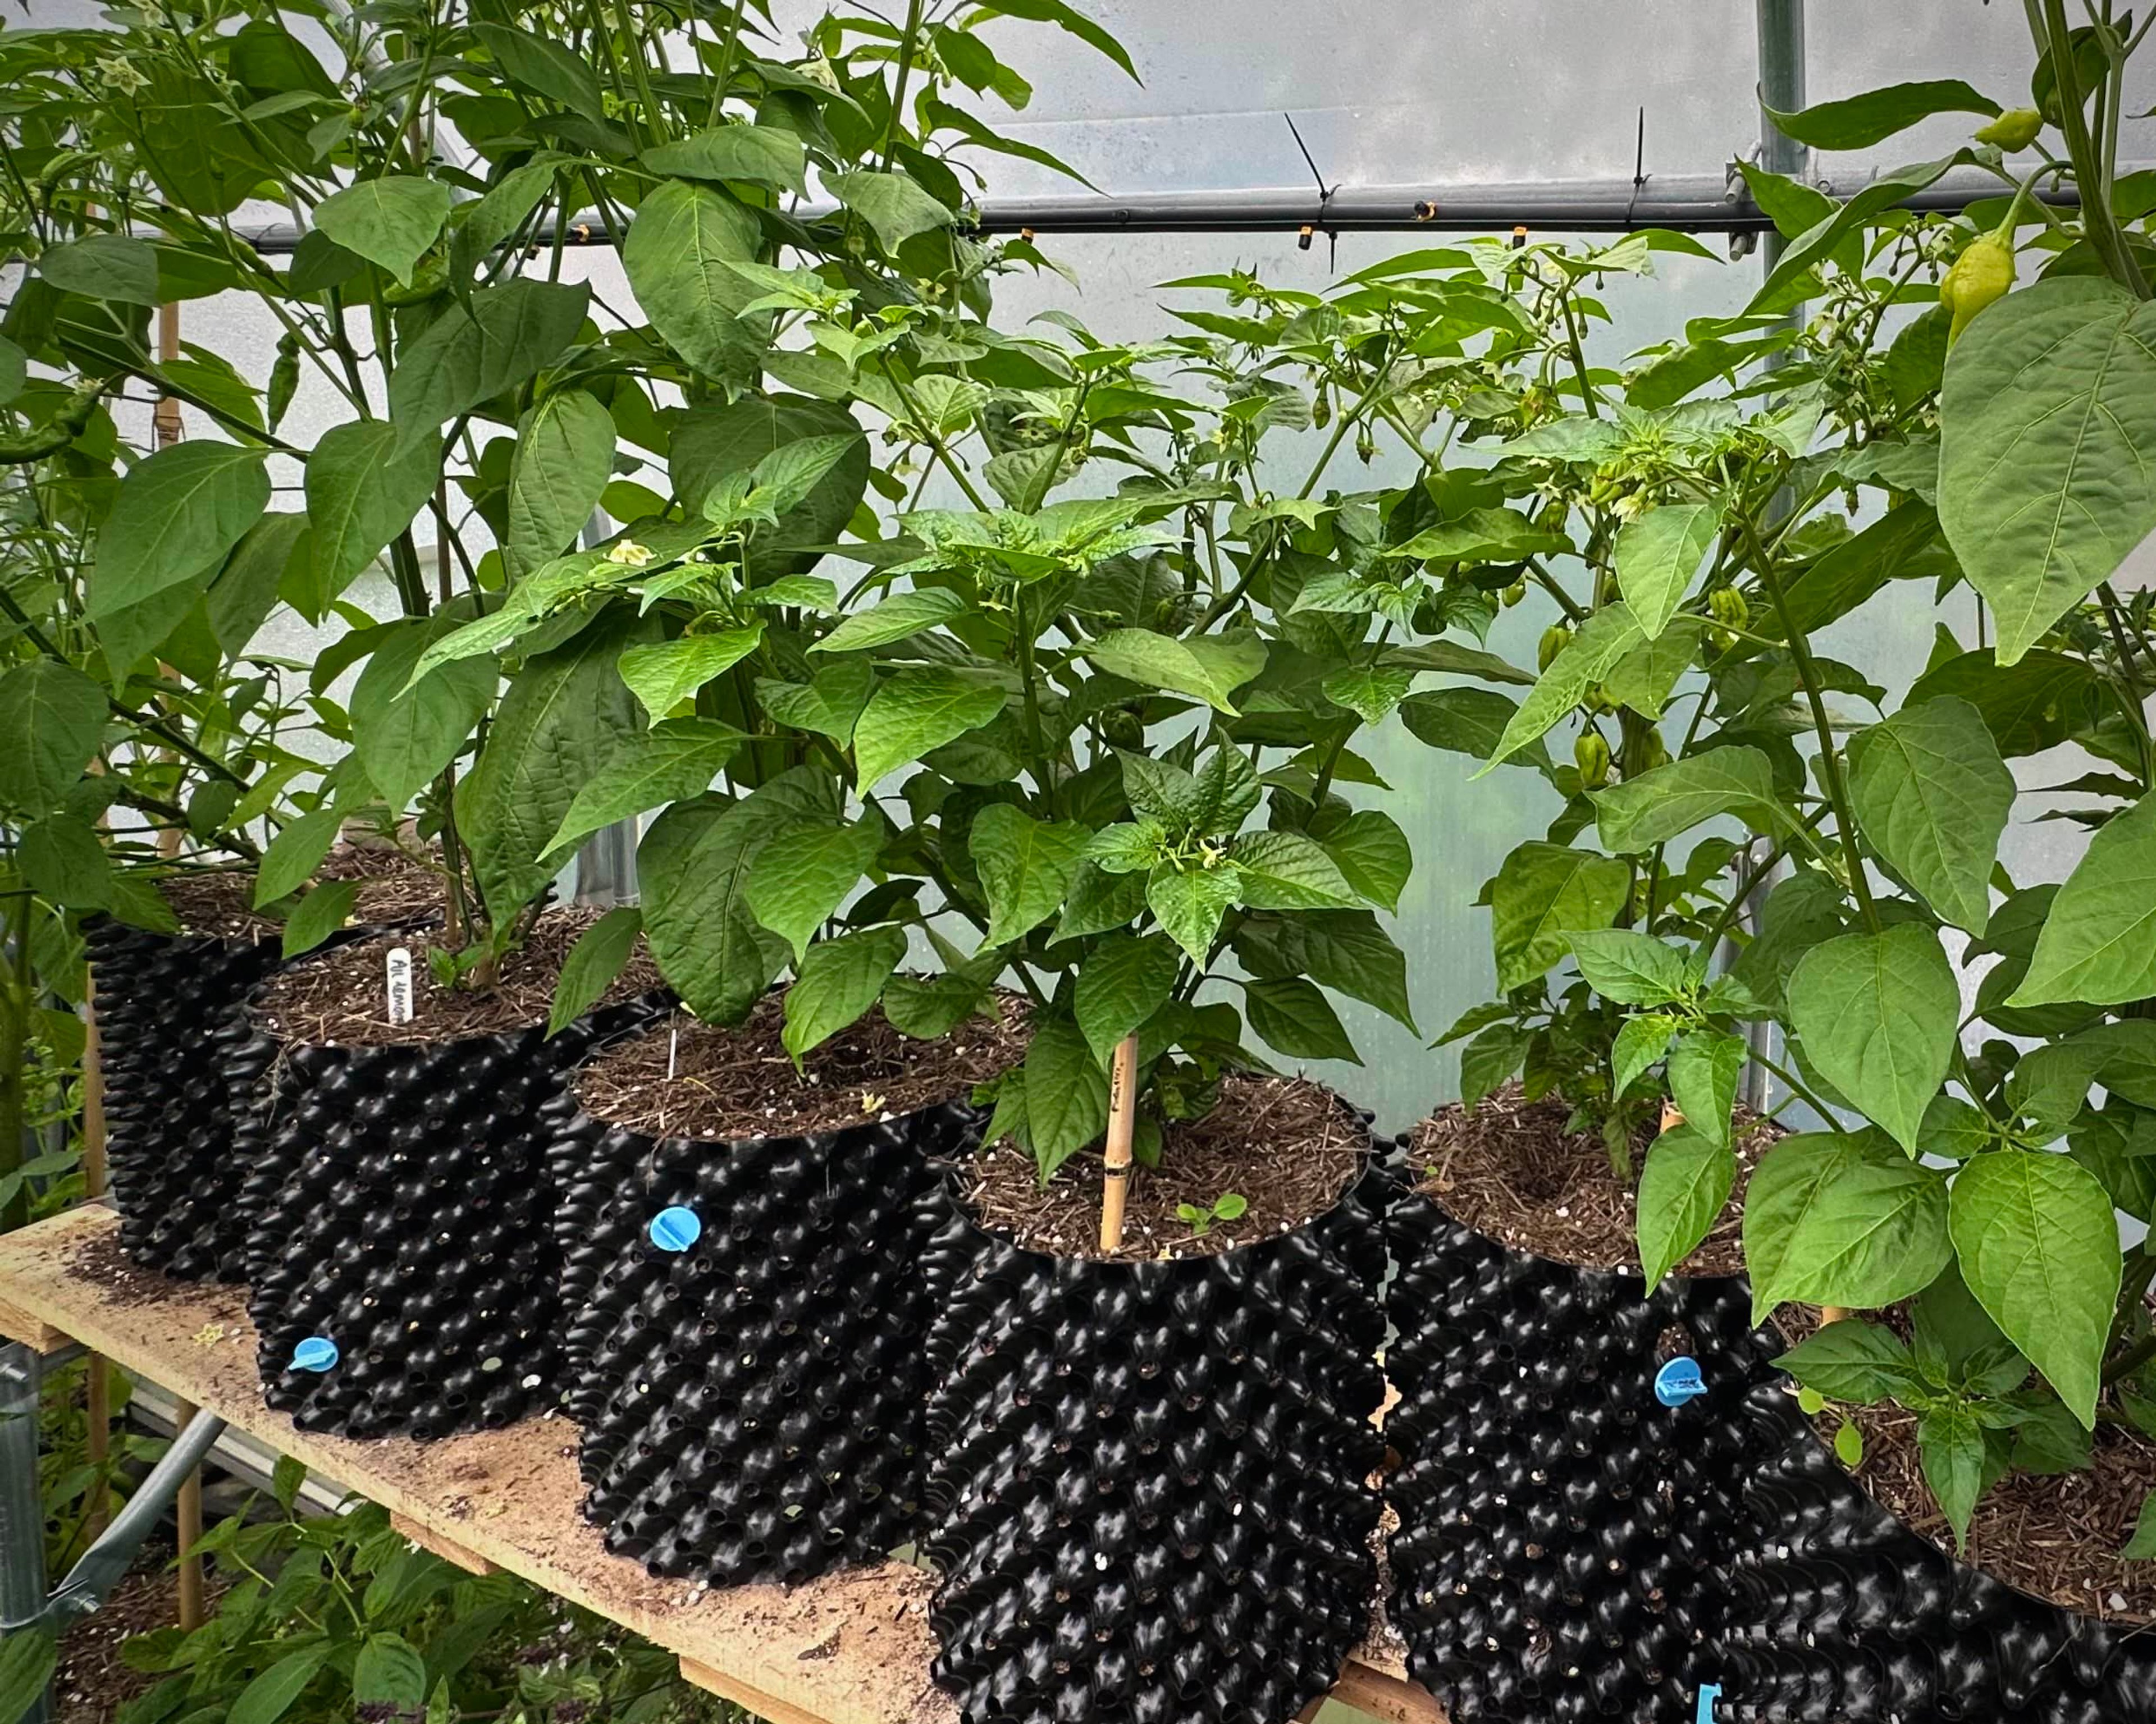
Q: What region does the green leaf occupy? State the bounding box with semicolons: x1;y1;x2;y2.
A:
89;441;269;623
0;337;24;406
1320;665;1414;726
1400;687;1549;770
1750;154;1971;312
547;718;746;854
1232;909;1417;1032
1668;1027;1747;1151
1228;830;1359;911
826;170;956;251
617;628;766;727
1592;747;1781;852
1919;1094;1995;1161
1612;1012;1678;1099
2127;1491;2156;1560
1458;1022;1531;1106
1846;696;2012;935
745;818;883;957
1490;842;1630;991
1774;1319;1917;1403
1743;1128;1953;1322
504;391;615;583
852;667;1006;788
1769;500;1941;639
645;124;807;192
543;900;633;1039
751;433;864;517
460;611;653;917
970;804;1092;946
1566;930;1692;1007
1474;603;1644;772
637;782;824;1023
782;926;907;1063
20;813;112;911
1083;628;1265;714
471;22;607;120
386;279;590;454
354;1634;426;1710
757;659;875;744
37;235;161;305
1787;925;1959;1154
209;512;307;649
1244;976;1358;1064
1382;639;1537;687
812;589;969;654
671;395;867;570
1315;810;1412;912
0;661;107;814
1614;502;1720;639
1145;864;1240;968
1917;1405;1986;1551
1074;932;1180;1067
282;879;357;959
1053;863;1149;943
621;180;766;387
1949;1150;2121;1428
313;177;451;284
1636;1121;1734;1284
970;0;1139;78
255;807;341;907
1020;1014;1110;1179
227;1643;330;1724
1906;648;2096;759
2011;790;2156;1006
1939;279;2156;664
1600;617;1702;720
348;612;495;811
1765;79;1999;149
304;420;443;607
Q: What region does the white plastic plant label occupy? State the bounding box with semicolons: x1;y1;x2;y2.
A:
385;946;414;1026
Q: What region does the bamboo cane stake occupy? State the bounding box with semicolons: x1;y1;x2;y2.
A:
1098;1035;1139;1254
152;300;204;1616
175;1397;204;1629
82;983;111;1537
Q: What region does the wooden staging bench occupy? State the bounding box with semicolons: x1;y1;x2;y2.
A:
0;1207;1442;1724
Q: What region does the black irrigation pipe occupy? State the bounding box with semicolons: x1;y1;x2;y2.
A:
216;164;2099;255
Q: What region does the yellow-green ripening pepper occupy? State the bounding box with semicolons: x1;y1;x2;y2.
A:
1709;586;1750;630
1942;232;2016;345
1538;622;1573;672
1574;729;1612;789
1974;107;2044;151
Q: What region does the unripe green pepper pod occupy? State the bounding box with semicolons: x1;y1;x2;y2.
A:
1538;623;1573;672
1974;107;2044;151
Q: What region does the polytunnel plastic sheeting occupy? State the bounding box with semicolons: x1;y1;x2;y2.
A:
931;0;2156;203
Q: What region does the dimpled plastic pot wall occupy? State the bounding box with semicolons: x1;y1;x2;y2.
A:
552;1089;974;1586
244;991;670;1441
1385;1188;1788;1724
1721;1385;2156;1724
919;1146;1392;1724
88;917;297;1281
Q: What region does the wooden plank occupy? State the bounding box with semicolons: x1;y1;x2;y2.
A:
0;1205;1442;1724
0;1286;72;1356
391;1513;497;1576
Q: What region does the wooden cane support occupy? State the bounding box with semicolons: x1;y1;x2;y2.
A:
82;985;111;1536
175;1396;205;1629
1098;1035;1140;1254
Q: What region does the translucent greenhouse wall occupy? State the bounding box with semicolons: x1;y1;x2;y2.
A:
21;0;2156;1134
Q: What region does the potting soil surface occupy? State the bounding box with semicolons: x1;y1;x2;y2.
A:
254;908;665;1046
575;992;1029;1140
1411;1082;1774;1275
158;844;444;941
970;1073;1367;1262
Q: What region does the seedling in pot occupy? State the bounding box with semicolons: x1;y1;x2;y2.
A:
1174;1190;1248;1238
